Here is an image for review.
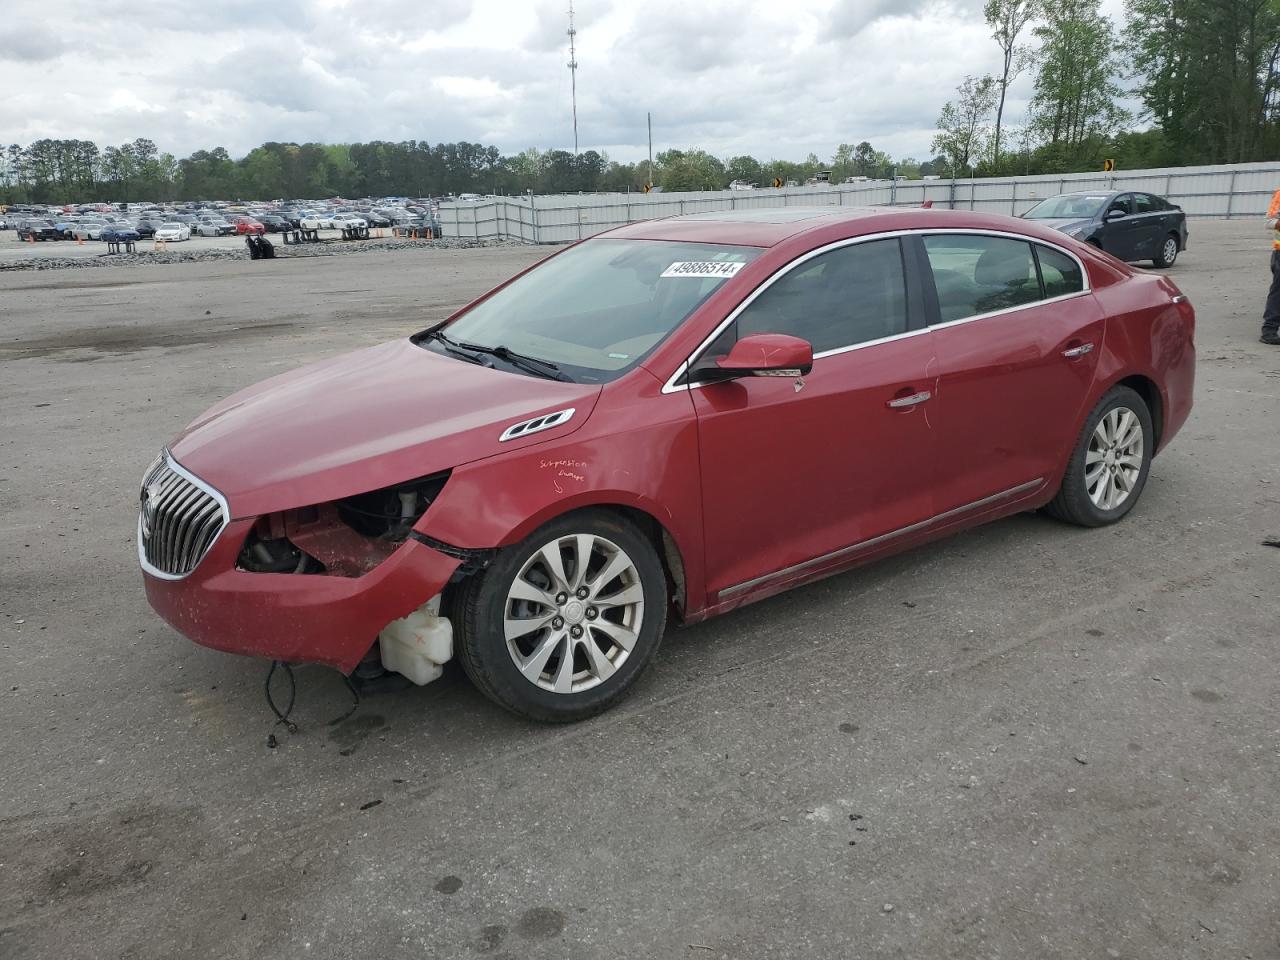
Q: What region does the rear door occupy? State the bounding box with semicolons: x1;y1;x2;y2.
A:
1130;193;1166;261
688;236;938;599
919;232;1104;513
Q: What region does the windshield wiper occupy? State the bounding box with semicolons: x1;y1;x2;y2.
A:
422;329;492;367
458;343;574;382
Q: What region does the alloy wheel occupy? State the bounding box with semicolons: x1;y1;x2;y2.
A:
504;533;644;694
1162;238;1177;264
1085;406;1144;510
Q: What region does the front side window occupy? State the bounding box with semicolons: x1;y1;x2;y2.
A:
700;238;909;365
1132;193;1158;214
923;234;1041;323
1105;194;1132;218
431;238;762;382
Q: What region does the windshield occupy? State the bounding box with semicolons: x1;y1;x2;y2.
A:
1023;194;1110;220
425;238;762;383
161;223;181;229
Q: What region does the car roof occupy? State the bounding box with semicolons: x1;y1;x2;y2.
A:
603;206;1082;248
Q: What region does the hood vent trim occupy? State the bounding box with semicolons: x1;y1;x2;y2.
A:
499;407;576;442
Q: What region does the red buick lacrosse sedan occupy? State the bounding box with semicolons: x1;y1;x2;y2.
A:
139;207;1195;721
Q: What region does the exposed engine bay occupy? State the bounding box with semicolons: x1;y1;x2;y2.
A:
237;471;450;577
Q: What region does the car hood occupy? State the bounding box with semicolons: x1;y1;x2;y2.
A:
1028;217;1094;234
169;338;602;519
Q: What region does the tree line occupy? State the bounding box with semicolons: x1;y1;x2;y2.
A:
3;0;1276;206
932;0;1280;176
0;135;934;204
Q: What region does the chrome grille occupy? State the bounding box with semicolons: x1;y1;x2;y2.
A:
138;455;228;578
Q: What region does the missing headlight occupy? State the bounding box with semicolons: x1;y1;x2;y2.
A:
237;471;450;577
334;472;450;541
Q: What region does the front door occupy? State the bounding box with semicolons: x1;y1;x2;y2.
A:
687;237;939;599
1101;193;1142;261
919;233;1104;513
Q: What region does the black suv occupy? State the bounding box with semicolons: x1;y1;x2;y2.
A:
17;219;58;241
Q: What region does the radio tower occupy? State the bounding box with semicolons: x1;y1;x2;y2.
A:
567;0;579;154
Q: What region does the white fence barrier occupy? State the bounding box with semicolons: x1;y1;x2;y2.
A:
439;160;1280;244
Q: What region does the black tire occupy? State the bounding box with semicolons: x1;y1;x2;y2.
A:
1152;233;1179;268
452;509;668;722
1046;385;1153;527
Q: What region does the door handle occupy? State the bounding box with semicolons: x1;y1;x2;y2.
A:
1062;342;1095;358
887;390;931;409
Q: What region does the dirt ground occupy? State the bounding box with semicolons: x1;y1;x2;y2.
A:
1;222;1278;960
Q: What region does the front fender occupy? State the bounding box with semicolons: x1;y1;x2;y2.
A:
418;387;709;615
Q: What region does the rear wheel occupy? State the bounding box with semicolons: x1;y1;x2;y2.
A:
1046;385;1153;527
1153;233;1179;268
453;509;668;722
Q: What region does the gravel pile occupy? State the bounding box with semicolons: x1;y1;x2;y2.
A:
0;236;529;272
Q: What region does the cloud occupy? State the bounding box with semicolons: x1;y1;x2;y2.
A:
525;0;615;53
0;0;1039;163
828;0;912;37
0;19;73;62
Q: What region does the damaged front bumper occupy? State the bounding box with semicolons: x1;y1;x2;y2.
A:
143;517;462;674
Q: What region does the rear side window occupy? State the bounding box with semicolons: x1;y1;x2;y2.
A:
923;235;1041;323
1035;245;1085;298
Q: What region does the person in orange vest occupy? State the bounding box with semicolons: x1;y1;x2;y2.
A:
1264;187;1280;345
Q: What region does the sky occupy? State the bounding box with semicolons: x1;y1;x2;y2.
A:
0;0;1131;164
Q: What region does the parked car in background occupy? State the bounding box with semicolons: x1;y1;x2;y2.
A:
133;218;162;238
138;207;1195;721
332;213;368;230
154;222;191;242
299;211;330;230
258;214;292;233
101;225;142;243
196;218;234;237
17;219;59;241
232;218;266;236
71;220;108;240
52;218;81;239
1021;191;1188;268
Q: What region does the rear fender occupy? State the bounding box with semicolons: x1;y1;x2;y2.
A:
1081;276;1194;455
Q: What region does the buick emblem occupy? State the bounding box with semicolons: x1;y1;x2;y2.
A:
140;484;162;537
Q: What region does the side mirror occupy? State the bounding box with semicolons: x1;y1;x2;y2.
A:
702;333;814;382
1104;208;1127;221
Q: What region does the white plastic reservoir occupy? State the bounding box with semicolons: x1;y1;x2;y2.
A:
378;594;453;685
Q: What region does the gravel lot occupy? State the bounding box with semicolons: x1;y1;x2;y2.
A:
0;229;513;272
1;222;1278;960
0;230;258;262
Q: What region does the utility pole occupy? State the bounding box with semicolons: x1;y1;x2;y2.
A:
647;111;653;187
567;1;579;155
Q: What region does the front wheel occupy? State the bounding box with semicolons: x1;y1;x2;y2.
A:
453;509;668;722
1153;233;1179;268
1046;385;1153;527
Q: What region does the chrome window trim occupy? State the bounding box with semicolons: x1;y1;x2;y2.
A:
927;290;1091;331
717;477;1045;599
661;227;1091;395
136;451;231;582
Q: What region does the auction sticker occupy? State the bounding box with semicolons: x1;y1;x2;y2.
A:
660;261;746;279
